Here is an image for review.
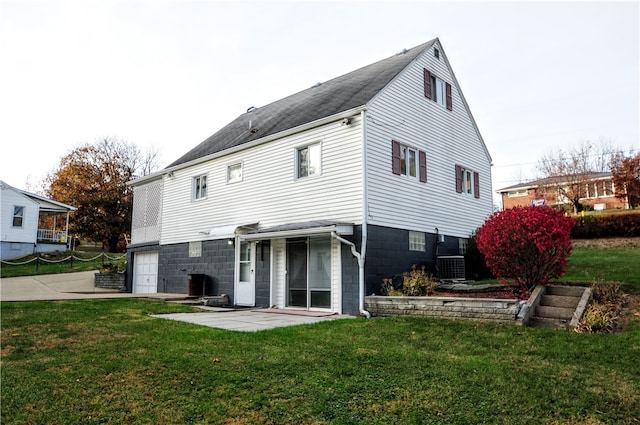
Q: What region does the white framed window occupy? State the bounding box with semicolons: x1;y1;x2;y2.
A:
455;165;480;198
227;163;243;183
507;189;528;197
189;241;202;257
401;145;418;178
12;206;24;227
296;143;321;179
193;174;207;200
423;69;453;111
409;231;426;251
431;75;446;107
459;238;469;255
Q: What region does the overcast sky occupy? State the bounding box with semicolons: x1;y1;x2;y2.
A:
1;0;638;206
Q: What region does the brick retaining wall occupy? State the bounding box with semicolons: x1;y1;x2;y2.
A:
365;296;519;322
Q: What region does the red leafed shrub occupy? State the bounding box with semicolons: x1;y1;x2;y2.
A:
475;206;575;293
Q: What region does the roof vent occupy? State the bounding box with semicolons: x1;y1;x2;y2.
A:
311;82;321;88
247;106;257;113
397;48;408;55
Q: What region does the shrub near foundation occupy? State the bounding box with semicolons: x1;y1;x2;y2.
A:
475;206;575;293
381;265;436;296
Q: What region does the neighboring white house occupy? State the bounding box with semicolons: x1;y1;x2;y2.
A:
127;38;493;315
1;180;76;260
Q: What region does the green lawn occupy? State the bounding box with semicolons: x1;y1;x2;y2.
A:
560;239;640;294
2;298;639;424
0;252;125;278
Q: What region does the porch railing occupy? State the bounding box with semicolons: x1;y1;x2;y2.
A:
37;229;68;243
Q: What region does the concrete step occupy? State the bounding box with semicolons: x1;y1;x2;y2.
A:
530;316;570;330
536;305;576;320
540;294;580;309
546;285;586;297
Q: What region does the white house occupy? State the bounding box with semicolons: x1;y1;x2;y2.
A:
0;180;76;260
127;38;493;315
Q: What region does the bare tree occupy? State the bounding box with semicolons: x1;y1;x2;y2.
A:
536;140;620;213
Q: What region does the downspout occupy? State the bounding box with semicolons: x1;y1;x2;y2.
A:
331;232;370;318
360;110;370;318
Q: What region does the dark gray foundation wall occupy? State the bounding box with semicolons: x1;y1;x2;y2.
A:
157;239;236;301
363;224;462;296
128;239;271;307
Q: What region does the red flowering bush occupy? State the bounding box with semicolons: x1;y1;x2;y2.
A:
475;206;574;293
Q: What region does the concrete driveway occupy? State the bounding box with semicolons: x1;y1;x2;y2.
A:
0;270;184;302
1;271;353;331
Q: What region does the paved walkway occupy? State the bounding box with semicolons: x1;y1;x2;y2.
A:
1;271;353;331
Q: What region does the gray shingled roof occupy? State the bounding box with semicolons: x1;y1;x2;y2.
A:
168;39;437;167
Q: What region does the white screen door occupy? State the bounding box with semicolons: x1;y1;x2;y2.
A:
235;241;255;306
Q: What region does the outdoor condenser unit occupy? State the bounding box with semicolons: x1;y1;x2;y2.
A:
437;255;465;280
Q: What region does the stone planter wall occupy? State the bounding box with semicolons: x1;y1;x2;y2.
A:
95;273;126;291
365;295;519;323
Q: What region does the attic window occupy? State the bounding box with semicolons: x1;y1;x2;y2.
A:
434;48;440;59
423;69;453;111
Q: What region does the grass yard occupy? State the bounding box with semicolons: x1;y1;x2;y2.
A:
561;238;640;293
0;251;125;278
2;298;639;424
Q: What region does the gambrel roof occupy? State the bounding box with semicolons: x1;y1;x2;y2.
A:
168;39;437;167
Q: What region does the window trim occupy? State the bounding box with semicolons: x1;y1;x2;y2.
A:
409;231;426;252
295;142;322;180
455;165;480;198
392;140;427;183
193;174;208;201
12;205;24;228
423;68;452;110
226;162;243;184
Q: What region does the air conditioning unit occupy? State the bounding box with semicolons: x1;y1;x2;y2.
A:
437;255;465;280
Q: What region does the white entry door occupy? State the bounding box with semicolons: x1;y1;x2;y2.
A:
235;241;255;306
133;251;158;294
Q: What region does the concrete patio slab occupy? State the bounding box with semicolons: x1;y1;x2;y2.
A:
154;310;353;332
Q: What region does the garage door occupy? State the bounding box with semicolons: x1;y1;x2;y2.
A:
133;251;159;294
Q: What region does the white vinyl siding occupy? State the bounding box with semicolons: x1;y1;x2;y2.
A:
131;179;163;245
160;119;363;245
365;40;492;238
0;185;39;244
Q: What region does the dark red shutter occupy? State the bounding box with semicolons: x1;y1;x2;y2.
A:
419;151;427;183
423;69;432;99
392;140;401;175
446;82;453;111
455;165;463;193
473;172;480;198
